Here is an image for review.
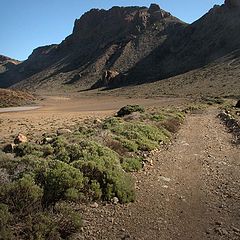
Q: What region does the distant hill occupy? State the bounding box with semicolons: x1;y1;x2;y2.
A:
0;1;240;97
0;55;20;74
0;88;35;108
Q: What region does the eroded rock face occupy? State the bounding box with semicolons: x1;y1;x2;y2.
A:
225;0;240;8
102;70;120;86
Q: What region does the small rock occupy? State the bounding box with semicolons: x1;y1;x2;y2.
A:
57;128;72;135
112;197;119;205
90;202;99;208
14;133;28;144
43;137;53;144
94;118;102;124
232;226;240;233
159;176;171;182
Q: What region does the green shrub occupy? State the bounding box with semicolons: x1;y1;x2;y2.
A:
121;157;143;172
105;170;136;203
55;202;82;239
76;140;120;167
114;136;138;152
14;142;43;157
0;174;43;216
117;105;145;117
42;144;54;157
103;118;170;151
0;204;13;240
102;117;123;130
41;161;84;205
22;212;60;240
72;160;135;203
55;146;70;163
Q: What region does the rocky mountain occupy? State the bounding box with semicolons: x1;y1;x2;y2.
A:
0;55;20;74
0;4;185;90
120;0;240;88
0;1;240;96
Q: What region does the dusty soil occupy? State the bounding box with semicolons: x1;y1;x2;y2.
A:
0;95;187;146
74;108;240;240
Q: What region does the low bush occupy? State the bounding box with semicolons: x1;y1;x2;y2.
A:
40;160;84;205
55;202;82;239
0;174;43;216
0;204;13;240
117;105;145;117
121;157;143;172
72;160;135;203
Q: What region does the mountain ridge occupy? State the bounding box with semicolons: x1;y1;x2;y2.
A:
0;1;240;97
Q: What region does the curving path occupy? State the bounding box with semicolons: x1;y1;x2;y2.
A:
77;109;240;240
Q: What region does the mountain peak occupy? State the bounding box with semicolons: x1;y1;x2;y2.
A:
148;3;161;13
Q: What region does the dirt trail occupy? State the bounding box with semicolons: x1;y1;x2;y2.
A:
77;109;240;240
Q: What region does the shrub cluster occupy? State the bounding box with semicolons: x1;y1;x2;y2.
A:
0;105;185;239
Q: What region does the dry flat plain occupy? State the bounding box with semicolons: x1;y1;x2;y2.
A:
0;96;186;147
0;95;239;240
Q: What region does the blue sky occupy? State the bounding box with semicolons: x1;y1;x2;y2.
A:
0;0;223;60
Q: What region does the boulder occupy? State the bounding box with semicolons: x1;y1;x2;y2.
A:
14;134;28;144
102;70;120;86
3;143;16;153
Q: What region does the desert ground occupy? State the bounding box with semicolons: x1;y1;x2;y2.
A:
0;95;239;240
0;95;187;146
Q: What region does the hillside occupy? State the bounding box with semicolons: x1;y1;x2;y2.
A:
0;1;239;97
0;88;35;107
118;1;240;89
0;55;20;74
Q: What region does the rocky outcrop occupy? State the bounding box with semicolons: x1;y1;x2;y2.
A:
225;0;240;8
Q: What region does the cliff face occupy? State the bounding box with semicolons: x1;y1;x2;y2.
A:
0;4;186;90
1;1;240;93
118;1;240;87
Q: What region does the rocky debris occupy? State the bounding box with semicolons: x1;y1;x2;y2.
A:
112;197;119;205
57;128;72;135
14;133;28;144
225;0;240;8
218;111;240;144
3;143;16;153
235;100;240;108
93;118;102;124
90;202;99;208
42;137;54;144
